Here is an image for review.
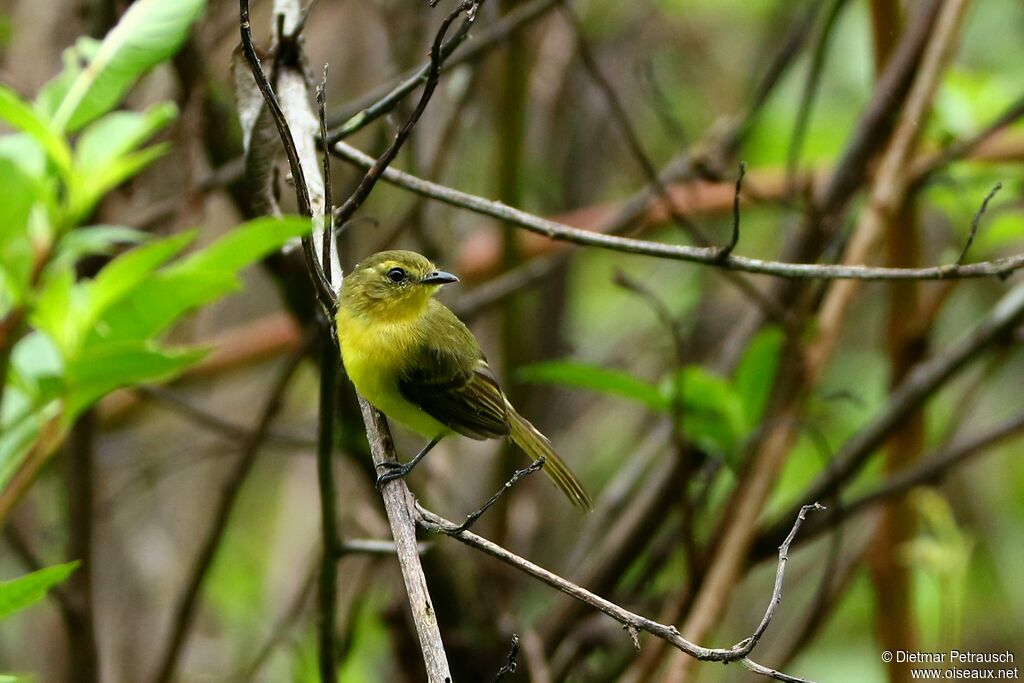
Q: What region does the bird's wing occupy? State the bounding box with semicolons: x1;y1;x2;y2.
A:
397;316;510;440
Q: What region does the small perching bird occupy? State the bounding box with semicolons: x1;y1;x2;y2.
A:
337;250;592;511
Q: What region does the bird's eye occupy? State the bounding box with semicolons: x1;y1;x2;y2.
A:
386;267;407;283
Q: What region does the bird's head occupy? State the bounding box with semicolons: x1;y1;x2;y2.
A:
340;250;459;319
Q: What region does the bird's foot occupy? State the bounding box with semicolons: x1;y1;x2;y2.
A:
375;461;414;490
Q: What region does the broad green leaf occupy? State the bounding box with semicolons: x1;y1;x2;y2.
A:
0;85;72;175
0;133;48;180
0;157;41;240
0;157;42;307
69;103;177;219
7;331;64;402
663;366;747;461
64;341;206;418
53;225;149;266
74;103;177;171
80;231;196;340
91;270;237;344
174;216;313;275
29;266;78;354
733;326;784;428
94;216;311;342
0;561;79;621
35;38;101;120
518;360;668;412
49;0;205;132
69;143;170;222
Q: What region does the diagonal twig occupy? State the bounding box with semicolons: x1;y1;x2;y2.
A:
416;501;824;682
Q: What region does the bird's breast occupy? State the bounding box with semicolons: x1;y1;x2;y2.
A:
336;308;444;437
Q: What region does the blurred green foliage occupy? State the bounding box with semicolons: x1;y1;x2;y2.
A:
0;0;311;545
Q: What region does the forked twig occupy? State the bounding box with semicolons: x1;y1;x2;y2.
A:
417;502;825;682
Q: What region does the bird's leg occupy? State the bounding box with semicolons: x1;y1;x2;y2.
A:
451;456;546;534
375;435;443;489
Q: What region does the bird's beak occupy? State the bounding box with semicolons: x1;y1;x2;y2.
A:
420;270;459;286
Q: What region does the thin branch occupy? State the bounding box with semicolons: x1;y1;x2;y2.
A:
722;161;747;258
331;141;1024;281
150;348;307;683
311;60;342;683
317;67;334;280
324;0;557;136
331;0;479;230
64;411;99;683
452;456;545;534
956;181;1002;266
786;0;851;193
416;502;823;682
492;633;522;682
760;282;1024;550
337;538;432;557
755;409;1024;558
564;5;779;316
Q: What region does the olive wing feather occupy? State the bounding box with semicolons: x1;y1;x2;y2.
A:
396;324;510;440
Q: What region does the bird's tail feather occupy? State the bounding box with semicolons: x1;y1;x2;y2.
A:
506;406;592;511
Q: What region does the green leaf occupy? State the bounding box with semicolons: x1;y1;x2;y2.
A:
518;360;668;412
35;38;101;120
53;225;149;266
69;143;170;222
663;366;747;462
0;85;72;175
0;156;44;307
64;341;206;419
94;216;311;342
29;266;78;354
0;561;79;621
74;103;178;171
69;103;177;219
80;231;196;338
733;326;784;428
49;0;205;132
174;215;312;275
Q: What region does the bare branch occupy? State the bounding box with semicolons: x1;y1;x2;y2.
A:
957;181;1002;266
761;282;1024;548
331;1;479;231
416;502;823;682
324;0;557;137
492;633;521;682
331;141;1024;281
754;409;1024;559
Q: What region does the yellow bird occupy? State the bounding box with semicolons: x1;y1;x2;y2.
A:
336;250;592;511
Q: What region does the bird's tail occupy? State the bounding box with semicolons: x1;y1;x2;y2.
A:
506;404;592;511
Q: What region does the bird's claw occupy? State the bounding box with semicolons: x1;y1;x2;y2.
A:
375;462;412;490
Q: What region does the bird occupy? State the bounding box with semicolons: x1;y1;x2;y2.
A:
336;250;592;511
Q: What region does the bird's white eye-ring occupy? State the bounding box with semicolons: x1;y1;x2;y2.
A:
386;267;407;283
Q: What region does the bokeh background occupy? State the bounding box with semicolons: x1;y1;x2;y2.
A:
1;0;1022;681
